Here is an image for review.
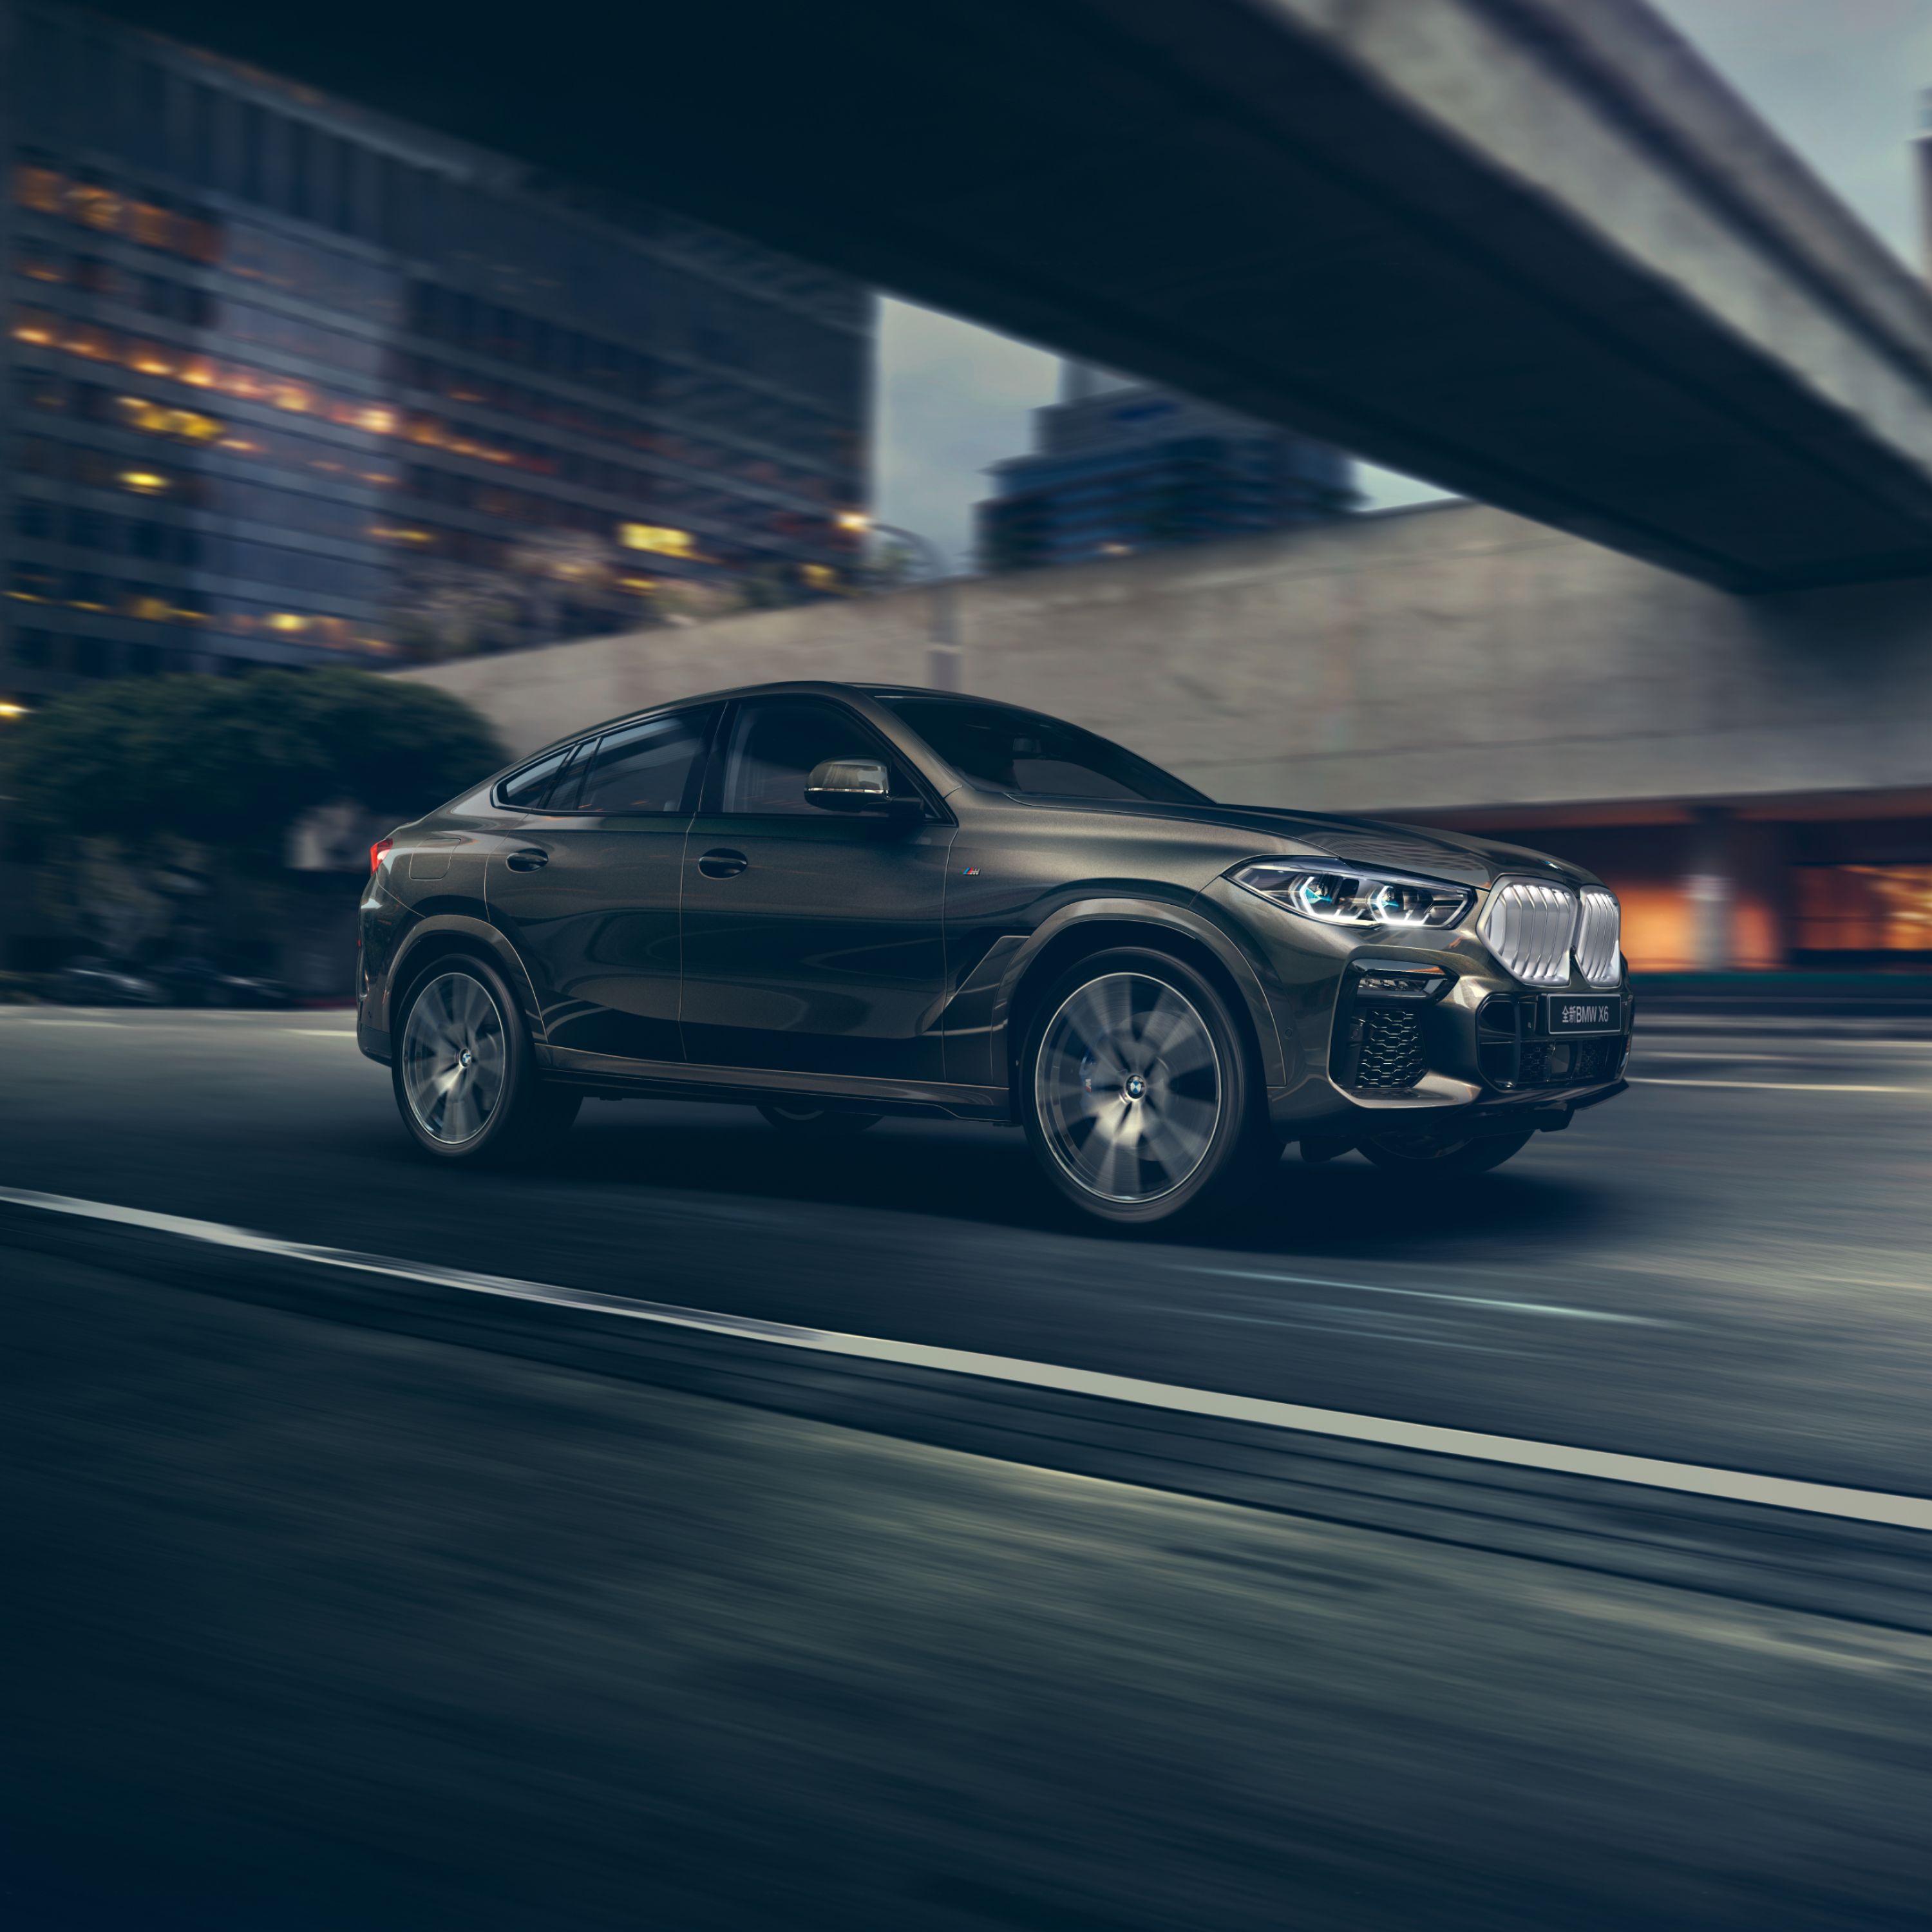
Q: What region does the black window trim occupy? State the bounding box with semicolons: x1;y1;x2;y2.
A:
491;740;581;814
492;703;721;819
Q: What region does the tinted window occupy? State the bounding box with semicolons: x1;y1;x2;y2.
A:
721;701;905;816
497;746;571;809
574;708;713;815
878;697;1206;804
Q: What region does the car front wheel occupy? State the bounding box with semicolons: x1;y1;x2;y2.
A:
392;957;580;1163
1022;948;1277;1227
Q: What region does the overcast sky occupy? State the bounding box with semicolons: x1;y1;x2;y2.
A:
872;0;1932;571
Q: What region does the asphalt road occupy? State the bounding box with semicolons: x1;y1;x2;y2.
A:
4;1007;1931;1926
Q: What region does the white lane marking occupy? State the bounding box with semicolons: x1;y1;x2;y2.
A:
284;1028;355;1037
1628;1077;1918;1094
1184;1264;1663;1324
1636;1051;1811;1063
6;1017;123;1027
1;1186;1926;1535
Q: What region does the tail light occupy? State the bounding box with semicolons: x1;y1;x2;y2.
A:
368;838;393;875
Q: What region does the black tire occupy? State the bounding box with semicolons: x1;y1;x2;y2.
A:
756;1101;882;1137
1359;1128;1534;1175
390;955;579;1164
1020;947;1278;1228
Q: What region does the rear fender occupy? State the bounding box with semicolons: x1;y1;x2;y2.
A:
381;915;546;1045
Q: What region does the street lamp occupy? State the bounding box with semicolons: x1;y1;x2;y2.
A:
837;511;961;692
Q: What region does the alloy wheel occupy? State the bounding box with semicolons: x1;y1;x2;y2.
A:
401;971;507;1146
1034;971;1223;1204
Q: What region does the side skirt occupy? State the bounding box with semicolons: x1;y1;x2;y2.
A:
537;1045;1011;1122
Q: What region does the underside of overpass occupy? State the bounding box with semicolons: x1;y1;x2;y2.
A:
82;0;1932;592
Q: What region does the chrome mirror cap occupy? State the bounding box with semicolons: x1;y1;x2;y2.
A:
805;758;892;811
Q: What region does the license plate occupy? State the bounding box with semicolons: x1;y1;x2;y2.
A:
1545;994;1621;1036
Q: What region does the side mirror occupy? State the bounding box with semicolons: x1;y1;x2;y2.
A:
804;758;904;814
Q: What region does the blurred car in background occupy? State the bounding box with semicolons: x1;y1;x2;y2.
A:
54;954;294;1010
55;957;170;1007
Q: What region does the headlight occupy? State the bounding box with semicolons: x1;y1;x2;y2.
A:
1230;862;1473;928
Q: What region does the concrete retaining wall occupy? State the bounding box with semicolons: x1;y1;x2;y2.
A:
397;500;1932;819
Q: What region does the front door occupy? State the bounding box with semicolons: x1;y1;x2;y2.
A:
678;697;955;1080
486;706;715;1063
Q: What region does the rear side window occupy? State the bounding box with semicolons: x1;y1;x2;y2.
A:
496;746;573;810
573;707;714;815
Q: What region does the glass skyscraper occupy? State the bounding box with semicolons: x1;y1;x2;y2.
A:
1;0;871;706
978;379;1354;574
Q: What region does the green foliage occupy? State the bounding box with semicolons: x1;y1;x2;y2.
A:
1;670;506;865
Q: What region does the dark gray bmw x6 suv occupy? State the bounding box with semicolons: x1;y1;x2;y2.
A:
358;681;1629;1225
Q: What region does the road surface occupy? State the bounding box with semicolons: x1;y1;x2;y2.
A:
3;1007;1930;1926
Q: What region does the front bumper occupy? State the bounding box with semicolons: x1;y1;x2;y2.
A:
1226;894;1633;1141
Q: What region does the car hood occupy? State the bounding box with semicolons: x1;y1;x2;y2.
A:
1029;797;1596;888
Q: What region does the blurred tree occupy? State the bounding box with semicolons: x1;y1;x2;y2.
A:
864;539;919;590
734;560;808;611
2;670;506;869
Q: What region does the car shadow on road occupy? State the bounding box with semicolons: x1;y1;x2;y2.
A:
559;1104;1615;1263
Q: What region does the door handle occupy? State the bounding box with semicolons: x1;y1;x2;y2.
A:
697;847;748;879
505;848;549;871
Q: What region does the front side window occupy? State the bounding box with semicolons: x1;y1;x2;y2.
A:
719;700;908;816
878;696;1207;804
572;707;714;815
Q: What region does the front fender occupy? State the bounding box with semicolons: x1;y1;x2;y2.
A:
951;895;1291;1095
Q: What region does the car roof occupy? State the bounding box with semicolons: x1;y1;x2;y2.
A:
508;680;997;765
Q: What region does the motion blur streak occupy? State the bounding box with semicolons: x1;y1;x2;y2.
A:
5;1180;1929;1534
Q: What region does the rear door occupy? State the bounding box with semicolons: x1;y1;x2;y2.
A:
678;697;955;1080
486;706;717;1063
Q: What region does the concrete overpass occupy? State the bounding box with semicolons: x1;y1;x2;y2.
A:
91;0;1932;592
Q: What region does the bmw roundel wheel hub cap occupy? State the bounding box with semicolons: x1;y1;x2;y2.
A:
1036;972;1223;1204
401;972;507;1145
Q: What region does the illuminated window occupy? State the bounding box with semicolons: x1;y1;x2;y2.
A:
118;469;171;495
620;523;696;559
68;184;123;233
113;395;223;443
800;563;838;591
15;241;62;283
15;166;63;214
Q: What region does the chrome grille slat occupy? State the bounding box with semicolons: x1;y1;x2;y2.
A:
1479;880;1578;987
1574;887;1622;987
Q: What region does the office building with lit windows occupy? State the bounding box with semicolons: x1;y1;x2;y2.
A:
0;0;871;705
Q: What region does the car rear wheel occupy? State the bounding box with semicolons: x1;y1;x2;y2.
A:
1022;949;1277;1227
1359;1128;1533;1175
392;957;579;1163
756;1101;882;1137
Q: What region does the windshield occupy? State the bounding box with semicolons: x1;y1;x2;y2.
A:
878;697;1209;806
